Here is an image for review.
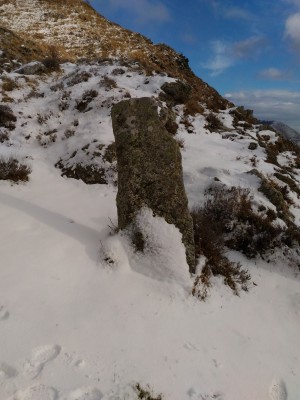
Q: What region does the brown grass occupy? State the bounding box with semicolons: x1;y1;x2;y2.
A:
0;0;231;111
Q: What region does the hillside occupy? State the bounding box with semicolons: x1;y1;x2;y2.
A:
0;0;230;110
0;1;300;400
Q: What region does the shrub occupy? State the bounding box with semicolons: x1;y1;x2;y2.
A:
258;133;300;168
66;70;92;86
99;75;117;90
248;142;258;150
75;89;98;112
0;157;31;182
58;91;71;111
135;383;162;400
192;184;300;291
55;161;107;184
191;187;253;297
111;67;125;75
250;169;292;222
42;45;60;71
0;105;16;130
184;98;204;116
0;130;9;143
63;129;75;140
192;258;250;299
190;184;300;297
36;112;53;125
193;186;282;258
274;172;300;197
2;77;19;92
36;129;57;147
205;113;225;132
230;105;258;126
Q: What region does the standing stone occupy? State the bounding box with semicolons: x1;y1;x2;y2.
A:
111;97;195;273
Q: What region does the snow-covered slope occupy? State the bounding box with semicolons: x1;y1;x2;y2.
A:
0;0;229;111
0;60;300;400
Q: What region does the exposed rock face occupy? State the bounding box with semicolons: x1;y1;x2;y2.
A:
111;97;195;273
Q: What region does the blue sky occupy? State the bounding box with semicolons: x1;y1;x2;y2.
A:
91;0;300;130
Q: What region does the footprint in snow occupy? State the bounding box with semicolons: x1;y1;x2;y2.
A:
9;384;58;400
268;378;288;400
0;305;10;321
184;342;200;351
23;344;61;379
66;387;103;400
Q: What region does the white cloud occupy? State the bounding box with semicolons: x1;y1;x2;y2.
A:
200;0;254;21
181;33;197;45
259;67;289;80
231;36;266;58
201;41;234;76
224;7;253;20
284;0;300;6
202;36;266;76
225;90;300;130
107;0;171;23
285;12;300;50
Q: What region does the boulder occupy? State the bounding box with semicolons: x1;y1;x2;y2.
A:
14;61;46;75
111;97;195;273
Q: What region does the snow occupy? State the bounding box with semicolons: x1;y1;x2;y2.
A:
0;62;300;400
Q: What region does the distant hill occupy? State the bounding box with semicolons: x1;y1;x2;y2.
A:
260;120;300;145
271;121;300;145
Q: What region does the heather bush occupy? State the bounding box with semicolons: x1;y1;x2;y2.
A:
258;133;300;168
184;98;204;116
2;77;19;92
99;76;117;90
191;186;252;297
192;185;281;259
191;184;300;298
0;157;31;182
204;113;225;132
42;45;60;71
75;89;98;112
0;105;16;130
190;185;289;297
66;70;92;87
0;130;9;143
135;383;162;400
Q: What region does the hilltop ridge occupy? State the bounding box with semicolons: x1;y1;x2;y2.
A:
0;0;229;110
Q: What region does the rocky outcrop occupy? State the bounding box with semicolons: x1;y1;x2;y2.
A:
111;97;195;273
160;81;192;105
14;61;46;75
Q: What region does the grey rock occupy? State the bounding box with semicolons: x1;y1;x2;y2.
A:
14;61;46;75
111;97;195;273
